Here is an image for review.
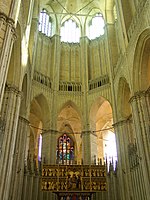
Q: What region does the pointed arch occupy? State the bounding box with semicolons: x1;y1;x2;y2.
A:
30;93;50;129
133;28;150;92
7;22;21;88
60;16;81;43
85;8;105;39
56;133;74;164
120;0;133;32
57;101;82;134
57;100;82;122
117;77;131;119
57;100;82;164
89;95;117;164
29;94;50;166
89;96;112;130
39;3;58;35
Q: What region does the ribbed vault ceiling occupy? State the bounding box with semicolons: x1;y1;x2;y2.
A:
40;0;114;19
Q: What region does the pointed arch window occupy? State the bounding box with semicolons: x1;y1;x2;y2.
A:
38;9;52;37
88;13;105;40
38;134;42;161
60;19;80;43
57;134;74;164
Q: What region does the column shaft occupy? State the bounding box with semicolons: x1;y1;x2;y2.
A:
47;35;61;165
129;91;150;199
80;37;91;164
0;15;16;110
114;120;133;200
42;132;51;164
10;117;29;200
0;85;21;200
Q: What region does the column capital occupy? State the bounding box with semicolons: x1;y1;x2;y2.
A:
19;116;30;124
0;12;7;22
80;36;89;40
5;16;17;41
51;34;61;41
0;12;15;26
5;84;22;96
6;17;15;27
80;36;89;44
113;120;126;128
129;90;147;103
81;130;97;137
42;129;58;135
0;13;17;41
11;27;17;41
146;87;150;95
32;17;39;23
113;117;132;128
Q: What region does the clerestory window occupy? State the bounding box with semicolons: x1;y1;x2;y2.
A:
38;9;52;37
61;19;80;43
88;13;105;40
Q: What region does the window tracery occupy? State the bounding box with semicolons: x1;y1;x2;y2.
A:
88;13;105;40
61;19;80;43
38;9;52;37
57;134;74;164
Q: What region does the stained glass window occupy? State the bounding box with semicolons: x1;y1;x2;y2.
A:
57;134;74;164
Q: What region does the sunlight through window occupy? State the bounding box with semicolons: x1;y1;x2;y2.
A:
61;19;80;43
38;134;42;161
39;9;52;37
103;131;117;169
88;13;105;40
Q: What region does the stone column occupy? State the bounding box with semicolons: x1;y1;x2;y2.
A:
9;116;29;200
146;87;150;116
107;166;117;200
133;0;139;10
42;131;51;164
49;35;61;164
50;130;58;165
41;130;60;200
0;13;17;110
0;85;22;200
42;129;58;165
80;36;91;164
113;119;133;200
0;118;5;155
129;90;150;199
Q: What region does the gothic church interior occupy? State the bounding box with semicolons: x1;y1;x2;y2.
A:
0;0;150;200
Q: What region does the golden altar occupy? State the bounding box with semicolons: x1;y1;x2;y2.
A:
41;164;107;196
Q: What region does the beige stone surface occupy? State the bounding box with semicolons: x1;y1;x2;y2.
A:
0;0;150;199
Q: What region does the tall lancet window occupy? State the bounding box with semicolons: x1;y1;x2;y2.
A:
57;134;74;164
38;9;52;36
61;19;80;43
88;13;105;40
38;134;42;161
